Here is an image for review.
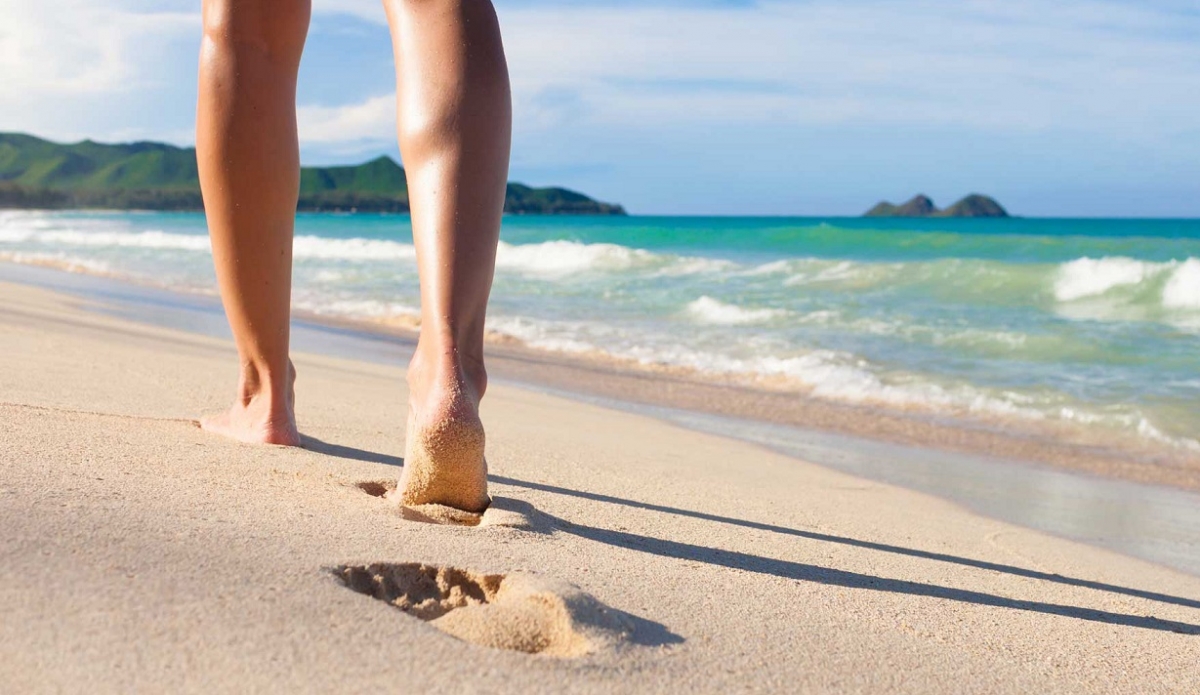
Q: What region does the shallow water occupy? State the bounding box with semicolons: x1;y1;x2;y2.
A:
2;210;1199;453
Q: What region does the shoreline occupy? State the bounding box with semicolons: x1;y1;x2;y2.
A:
3;259;1199;578
4;211;1200;468
5;253;1193;492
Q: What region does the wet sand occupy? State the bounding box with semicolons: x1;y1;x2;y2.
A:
2;271;1200;692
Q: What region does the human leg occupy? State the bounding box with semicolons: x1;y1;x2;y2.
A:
196;0;311;446
383;0;512;511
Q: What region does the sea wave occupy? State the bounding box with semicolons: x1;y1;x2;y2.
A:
0;251;112;275
494;239;731;278
1051;256;1200;323
684;296;787;325
292;236;416;261
293;297;420;320
479;312;1200;450
0;228;211;251
495;240;650;276
1054;257;1165;301
6;220;1200;321
0;222;423;261
1163;258;1200;309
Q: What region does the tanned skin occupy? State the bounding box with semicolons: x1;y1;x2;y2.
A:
197;0;511;510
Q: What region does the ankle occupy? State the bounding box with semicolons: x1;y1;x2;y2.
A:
409;339;487;402
236;358;296;412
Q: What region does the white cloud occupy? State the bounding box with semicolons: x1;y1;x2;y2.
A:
6;0;1198;148
0;2;198;100
492;0;1200;137
2;0;1198;213
298;93;396;143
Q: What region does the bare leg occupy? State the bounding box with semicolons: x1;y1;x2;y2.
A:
196;0;310;446
383;0;512;512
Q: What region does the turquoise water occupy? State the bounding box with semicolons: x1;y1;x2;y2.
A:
3;210;1199;451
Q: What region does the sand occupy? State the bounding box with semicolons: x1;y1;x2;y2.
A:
1;278;1199;693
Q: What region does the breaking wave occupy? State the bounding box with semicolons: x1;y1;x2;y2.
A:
684;296;787;325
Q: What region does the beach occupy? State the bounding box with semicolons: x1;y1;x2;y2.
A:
2;275;1199;692
7;0;1200;689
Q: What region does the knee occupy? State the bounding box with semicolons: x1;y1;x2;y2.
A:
201;0;310;65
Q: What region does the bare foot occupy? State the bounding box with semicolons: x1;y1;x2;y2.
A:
200;360;301;447
398;348;490;513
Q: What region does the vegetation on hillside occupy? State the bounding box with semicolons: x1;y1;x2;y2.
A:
0;133;625;215
864;193;1009;218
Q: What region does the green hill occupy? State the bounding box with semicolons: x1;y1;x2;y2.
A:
864;194;937;218
864;193;1009;218
0;133;625;215
939;194;1008;218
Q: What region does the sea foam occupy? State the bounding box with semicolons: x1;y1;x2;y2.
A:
684;296;786;325
1054;256;1164;301
494;239;659;277
293;236;416;261
1163;258;1200;309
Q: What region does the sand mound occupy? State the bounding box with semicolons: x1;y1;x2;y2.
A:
400;503;485;526
334;563;630;657
355;478;538;530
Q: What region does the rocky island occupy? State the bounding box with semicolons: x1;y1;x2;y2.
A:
0;133;625;215
864;194;1009;218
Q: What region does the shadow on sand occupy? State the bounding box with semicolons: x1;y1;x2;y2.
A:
303;435;1200;636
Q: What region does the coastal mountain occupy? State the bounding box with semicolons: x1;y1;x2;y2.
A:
0;132;625;215
864;193;1009;218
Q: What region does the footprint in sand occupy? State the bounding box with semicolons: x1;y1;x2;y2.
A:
334;563;632;657
355;479;539;530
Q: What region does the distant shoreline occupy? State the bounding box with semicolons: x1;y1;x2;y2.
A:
0;132;627;215
5;207;1200;223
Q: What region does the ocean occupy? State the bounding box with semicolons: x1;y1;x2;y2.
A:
2;210;1199;455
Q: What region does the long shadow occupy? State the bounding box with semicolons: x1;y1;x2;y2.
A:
304;436;406;467
550;514;1200;634
488;476;1200;613
304;436;1200;628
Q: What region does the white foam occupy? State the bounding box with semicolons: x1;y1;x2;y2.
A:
652;256;738;276
0;227;34;243
743;259;794;276
0;251;112;275
0;223;425;262
782;259;892;288
684;296;786;325
494;240;730;278
1162;258;1200;309
423;305;1200;453
494;240;651;277
13;229;212;251
486;315;599;354
292;236;416;261
1053;256;1165;301
312;269;347;283
294;298;420;319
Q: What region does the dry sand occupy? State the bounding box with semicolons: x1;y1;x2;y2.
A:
1;279;1199;693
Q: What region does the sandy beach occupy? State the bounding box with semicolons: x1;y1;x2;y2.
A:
2;277;1199;693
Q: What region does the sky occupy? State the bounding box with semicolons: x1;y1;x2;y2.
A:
1;0;1198;216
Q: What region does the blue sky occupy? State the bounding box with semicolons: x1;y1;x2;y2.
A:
1;0;1198;216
